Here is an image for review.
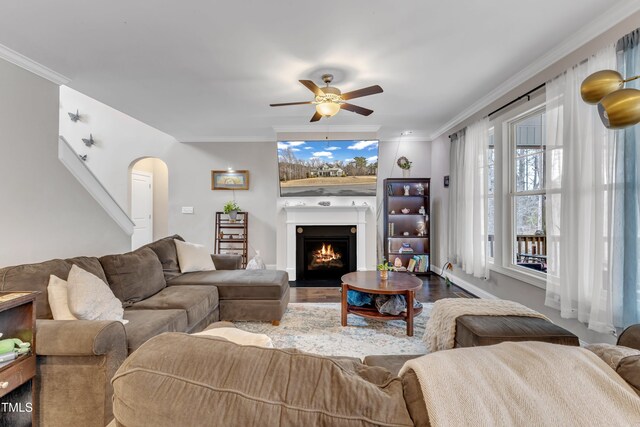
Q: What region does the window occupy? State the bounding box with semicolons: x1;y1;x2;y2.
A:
509;109;547;274
487;129;495;261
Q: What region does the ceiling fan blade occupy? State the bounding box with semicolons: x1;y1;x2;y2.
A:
341;103;374;116
310;111;322;122
341;85;383;101
270;101;312;107
299;80;325;96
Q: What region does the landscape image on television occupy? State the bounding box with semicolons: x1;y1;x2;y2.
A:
278;140;378;197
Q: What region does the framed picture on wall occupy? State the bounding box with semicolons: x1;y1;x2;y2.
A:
211;170;250;190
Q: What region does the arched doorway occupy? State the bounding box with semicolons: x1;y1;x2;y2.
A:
129;157;169;249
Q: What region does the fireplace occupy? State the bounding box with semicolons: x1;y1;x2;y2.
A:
296;225;357;282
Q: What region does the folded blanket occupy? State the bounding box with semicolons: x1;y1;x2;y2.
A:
423;298;548;352
400;341;640;427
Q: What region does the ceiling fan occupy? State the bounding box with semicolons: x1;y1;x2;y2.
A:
270;74;383;122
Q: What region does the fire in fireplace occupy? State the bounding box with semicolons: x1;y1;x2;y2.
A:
309;243;344;270
296;225;357;283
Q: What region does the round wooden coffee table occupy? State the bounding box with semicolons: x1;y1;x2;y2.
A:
341;271;423;336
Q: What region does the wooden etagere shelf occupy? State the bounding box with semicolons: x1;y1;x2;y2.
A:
215;212;248;268
383;178;431;275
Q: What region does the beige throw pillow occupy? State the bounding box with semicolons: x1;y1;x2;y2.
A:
193;327;273;348
174;239;216;273
67;265;128;324
47;275;77;320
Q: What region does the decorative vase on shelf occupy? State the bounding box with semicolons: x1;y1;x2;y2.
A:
402;169;410;178
228;210;238;222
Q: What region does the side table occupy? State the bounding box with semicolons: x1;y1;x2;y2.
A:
0;292;37;427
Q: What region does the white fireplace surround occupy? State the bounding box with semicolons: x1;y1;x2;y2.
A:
283;205;370;281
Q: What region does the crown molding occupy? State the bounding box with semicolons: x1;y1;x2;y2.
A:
0;43;70;85
428;0;640;140
379;135;431;143
272;124;380;134
178;135;275;143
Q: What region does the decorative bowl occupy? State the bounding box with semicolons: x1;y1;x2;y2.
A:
401;208;410;214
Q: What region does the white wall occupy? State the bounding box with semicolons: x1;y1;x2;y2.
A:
0;58;129;266
430;135;449;270
59;86;177;210
169;141;279;265
131;157;169;240
59;87;282;263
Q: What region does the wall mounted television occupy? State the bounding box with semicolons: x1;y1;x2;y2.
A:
278;140;378;197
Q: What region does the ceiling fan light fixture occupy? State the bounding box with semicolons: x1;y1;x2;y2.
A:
315;101;341;117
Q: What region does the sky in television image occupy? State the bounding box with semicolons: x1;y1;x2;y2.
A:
278;140;378;197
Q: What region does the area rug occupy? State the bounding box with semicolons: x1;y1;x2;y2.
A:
233;303;431;359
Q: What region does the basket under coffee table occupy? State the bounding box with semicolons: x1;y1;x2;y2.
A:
340;271;423;336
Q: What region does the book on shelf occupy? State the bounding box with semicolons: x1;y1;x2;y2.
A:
407;258;417;272
412;255;429;273
398;243;413;253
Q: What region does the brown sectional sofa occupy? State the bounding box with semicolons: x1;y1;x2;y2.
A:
110;325;640;427
0;235;289;427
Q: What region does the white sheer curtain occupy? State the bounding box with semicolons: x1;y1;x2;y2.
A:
448;118;489;278
544;45;618;334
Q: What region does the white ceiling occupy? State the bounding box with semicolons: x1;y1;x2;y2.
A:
0;1;626;141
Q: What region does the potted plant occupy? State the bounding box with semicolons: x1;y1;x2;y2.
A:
441;261;453;287
223;201;241;222
397;156;412;178
377;259;392;280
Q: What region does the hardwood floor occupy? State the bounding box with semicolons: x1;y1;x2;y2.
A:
290;274;474;303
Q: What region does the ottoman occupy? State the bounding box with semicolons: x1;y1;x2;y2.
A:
455;315;580;348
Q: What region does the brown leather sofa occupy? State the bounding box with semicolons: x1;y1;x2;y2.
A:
0;235;289;427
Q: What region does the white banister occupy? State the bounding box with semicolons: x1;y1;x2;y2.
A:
58;136;135;235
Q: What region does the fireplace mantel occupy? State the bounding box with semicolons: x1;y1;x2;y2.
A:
283;205;370;280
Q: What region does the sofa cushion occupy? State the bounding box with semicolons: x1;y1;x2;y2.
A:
122;309;188;353
128;285;218;329
47;275;77;320
174;240;216;273
100;247;166;306
67;265;127;324
142;235;185;280
0;256;107;319
112;333;414;427
167;269;288;300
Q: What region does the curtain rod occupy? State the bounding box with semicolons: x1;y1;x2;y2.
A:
449;82;546;139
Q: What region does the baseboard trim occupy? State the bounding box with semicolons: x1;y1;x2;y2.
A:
430;264;498;300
